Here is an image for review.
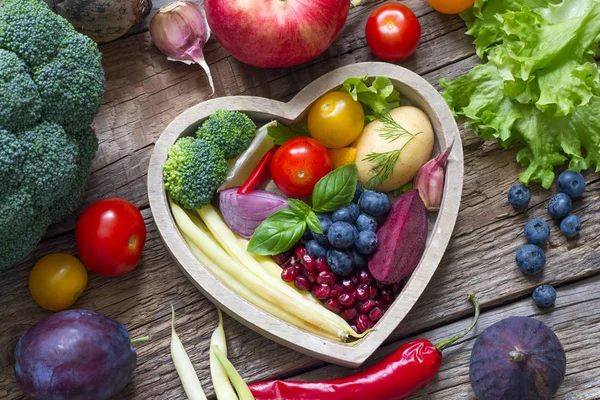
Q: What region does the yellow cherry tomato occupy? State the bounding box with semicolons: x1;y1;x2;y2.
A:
29;253;88;311
427;0;474;14
308;91;365;149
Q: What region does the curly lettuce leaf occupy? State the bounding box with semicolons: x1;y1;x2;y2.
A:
342;75;401;121
442;0;600;188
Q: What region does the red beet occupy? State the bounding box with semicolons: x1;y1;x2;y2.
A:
368;190;427;285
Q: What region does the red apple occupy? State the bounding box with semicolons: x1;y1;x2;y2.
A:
204;0;350;68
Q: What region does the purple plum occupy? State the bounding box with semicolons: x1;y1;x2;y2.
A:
14;309;137;399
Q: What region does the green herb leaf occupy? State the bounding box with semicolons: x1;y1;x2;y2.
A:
393;182;414;198
267;123;310;145
341;75;401;120
288;198;311;216
306;211;323;234
312;164;358;212
247;209;307;256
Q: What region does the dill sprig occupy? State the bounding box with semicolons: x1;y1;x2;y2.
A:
377;113;422;143
363;114;422;189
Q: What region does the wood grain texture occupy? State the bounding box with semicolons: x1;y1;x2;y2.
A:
0;0;599;398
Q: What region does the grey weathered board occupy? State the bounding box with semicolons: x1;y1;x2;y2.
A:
0;0;599;399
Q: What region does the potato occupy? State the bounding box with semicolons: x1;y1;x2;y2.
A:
354;106;434;192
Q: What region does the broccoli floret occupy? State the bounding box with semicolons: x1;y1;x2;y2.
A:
163;137;227;210
196;110;257;160
0;0;105;270
0;50;42;131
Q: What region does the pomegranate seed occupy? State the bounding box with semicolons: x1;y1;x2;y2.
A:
281;264;301;282
294;275;311;291
317;271;336;286
356;314;370;333
341;307;358;321
355;284;369;301
272;253;289;265
306;271;317;283
350;324;359;333
293;245;307;260
357;299;376;314
380;289;393;305
341;278;356;293
312;284;331;300
301;253;317;272
374;299;389;310
393;281;405;294
324;298;342;314
315;257;330;273
330;284;343;298
338;292;356;307
357;269;372;285
369;307;384;322
368;286;378;299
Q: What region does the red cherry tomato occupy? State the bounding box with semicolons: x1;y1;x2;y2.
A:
270;138;332;197
365;3;421;62
75;198;146;277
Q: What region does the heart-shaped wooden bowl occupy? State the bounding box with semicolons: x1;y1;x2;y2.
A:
148;62;463;367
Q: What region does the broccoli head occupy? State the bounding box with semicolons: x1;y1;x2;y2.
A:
196;110;257;160
0;0;105;270
163;137;227;210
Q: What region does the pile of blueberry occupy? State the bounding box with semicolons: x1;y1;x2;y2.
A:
508;170;586;308
303;184;392;277
273;184;403;333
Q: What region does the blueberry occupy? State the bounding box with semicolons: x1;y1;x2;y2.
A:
560;214;581;238
312;215;332;246
532;284;556;308
306;240;328;258
548;193;572;219
557;170;585;199
327;222;358;249
355;231;379;255
356;213;378;232
302;229;313;241
351;249;367;269
508;184;531;208
353;183;364;204
523;218;550;245
347;203;360;222
359;191;391;216
515;244;546;275
333;204;359;223
327;248;354;276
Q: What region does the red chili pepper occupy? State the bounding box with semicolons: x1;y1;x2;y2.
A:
238;145;280;194
249;293;479;400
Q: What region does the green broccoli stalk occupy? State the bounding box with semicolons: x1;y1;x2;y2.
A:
196;110;257;160
0;0;105;270
163;137;228;210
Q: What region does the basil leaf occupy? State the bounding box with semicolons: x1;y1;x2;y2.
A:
267;123;310;145
288;198;311;216
312;164;358;213
306;211;323;234
247;209;307;256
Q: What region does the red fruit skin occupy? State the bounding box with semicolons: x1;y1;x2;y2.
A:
204;0;350;68
368;190;428;285
75;198;146;277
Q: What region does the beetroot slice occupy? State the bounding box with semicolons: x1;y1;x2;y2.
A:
368;190;427;285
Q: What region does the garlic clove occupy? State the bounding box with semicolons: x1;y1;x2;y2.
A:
150;1;214;94
414;138;454;211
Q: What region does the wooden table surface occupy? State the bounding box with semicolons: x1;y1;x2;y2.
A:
1;1;600;399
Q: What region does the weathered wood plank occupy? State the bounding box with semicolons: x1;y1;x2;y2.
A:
290;275;600;400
